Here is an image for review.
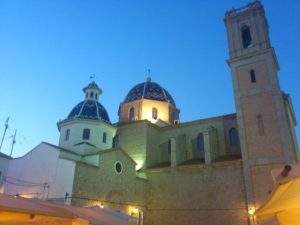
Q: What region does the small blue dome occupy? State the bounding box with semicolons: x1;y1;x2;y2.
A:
124;80;176;106
67;100;110;123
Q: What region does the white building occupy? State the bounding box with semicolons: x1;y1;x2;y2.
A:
3;82;115;202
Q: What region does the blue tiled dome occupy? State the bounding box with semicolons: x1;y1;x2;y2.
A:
67;100;110;123
124;79;176;106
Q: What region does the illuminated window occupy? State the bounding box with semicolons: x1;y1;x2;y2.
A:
102;132;107;143
229;128;239;146
83;128;90;140
152;107;158;119
65;129;70;141
250;69;256;83
129;107;135;121
257;114;265;136
241;26;252;48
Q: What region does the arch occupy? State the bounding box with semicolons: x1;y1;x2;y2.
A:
229;128;239;146
257;114;265;136
167;139;171;154
152;107;158;120
83;128;90;140
241;26;252;48
112;135;119;148
129;107;135;121
65;129;70;141
250;69;256;83
102;132;107;143
90;92;94;98
196;133;204;153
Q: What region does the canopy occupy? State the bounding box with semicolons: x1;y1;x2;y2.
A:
0;194;132;225
255;178;300;225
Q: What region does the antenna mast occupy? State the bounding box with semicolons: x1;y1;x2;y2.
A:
0;117;9;152
10;129;17;156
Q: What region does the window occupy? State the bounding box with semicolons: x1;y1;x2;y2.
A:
167;139;171;154
90;92;94;98
95;93;98;99
241;26;252;48
250;69;256;83
112;135;119;148
229;128;239;146
152;108;158;120
102;132;107;143
129;107;135;121
257;114;265;136
115;161;123;174
196;133;204;152
65;129;70;141
83;128;90;140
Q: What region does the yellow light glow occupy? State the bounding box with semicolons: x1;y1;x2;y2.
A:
86;201;105;208
248;206;256;215
135;158;145;171
128;206;139;215
140;100;170;124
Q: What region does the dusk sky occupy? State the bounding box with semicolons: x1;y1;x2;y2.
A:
0;0;299;157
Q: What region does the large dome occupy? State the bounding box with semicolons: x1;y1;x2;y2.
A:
124;79;176;106
67;100;110;123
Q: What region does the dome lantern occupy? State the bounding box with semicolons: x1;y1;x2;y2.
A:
83;81;102;101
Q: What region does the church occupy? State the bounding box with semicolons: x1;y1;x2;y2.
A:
2;1;299;225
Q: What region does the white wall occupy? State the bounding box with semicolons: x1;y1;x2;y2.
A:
59;120;116;152
4;142;75;202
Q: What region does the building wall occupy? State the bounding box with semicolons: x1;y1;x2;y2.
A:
72;115;244;225
145;161;248;225
72;149;148;212
117;121;149;170
72;150;247;225
59;119;116;153
126;115;241;169
4;143;75;201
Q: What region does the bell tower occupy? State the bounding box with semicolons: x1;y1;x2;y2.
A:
224;0;298;221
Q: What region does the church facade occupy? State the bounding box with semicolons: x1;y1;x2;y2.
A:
67;2;299;225
2;1;299;225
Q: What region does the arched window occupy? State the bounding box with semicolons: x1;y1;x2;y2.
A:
167;139;171;154
129;107;135;121
95;93;98;99
90;92;94;98
241;26;252;48
257;114;265;136
152;107;158;120
196;133;204;153
112;135;119;148
102;132;107;143
229;128;239;146
250;69;256;83
83;128;90;140
65;129;70;141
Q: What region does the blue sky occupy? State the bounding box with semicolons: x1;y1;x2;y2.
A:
0;0;299;157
